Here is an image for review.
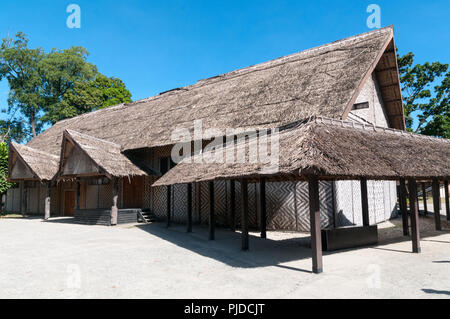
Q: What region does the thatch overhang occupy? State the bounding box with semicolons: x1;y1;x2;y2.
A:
58;130;152;180
25;26;402;156
8;142;59;182
153;117;450;186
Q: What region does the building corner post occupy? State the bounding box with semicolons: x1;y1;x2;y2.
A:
308;175;323;274
432;179;441;231
44;181;51;220
110;177;118;226
407;179;421;253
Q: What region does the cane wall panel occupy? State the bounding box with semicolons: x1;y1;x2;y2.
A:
98;183;113;209
153;186;167;219
266;181;296;230
172;184;187;223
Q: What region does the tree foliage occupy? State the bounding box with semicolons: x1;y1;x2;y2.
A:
0;142;14;195
0;32;133;141
0;32;45;138
43;74;132;124
398;51;449;138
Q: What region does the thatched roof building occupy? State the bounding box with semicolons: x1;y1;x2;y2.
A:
25;26;402;158
153;117;450;186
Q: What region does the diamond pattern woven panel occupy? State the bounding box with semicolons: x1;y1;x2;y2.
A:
153;186;168;219
266;181;296;230
172;184;187;223
143;176;153;209
373;181;385;224
214;180;228;226
98;183;113;209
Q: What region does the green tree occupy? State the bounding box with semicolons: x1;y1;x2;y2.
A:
0;142;14;209
0;32;45;138
43;74;132;124
39;46;98;124
1;32;134;141
398;52;449;137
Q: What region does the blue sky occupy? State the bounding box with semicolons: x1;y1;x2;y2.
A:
0;0;449;129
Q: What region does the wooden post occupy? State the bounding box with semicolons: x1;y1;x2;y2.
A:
241;179;249;251
260;178;267;238
21;181;27;217
187;183;192;233
44;182;51;220
408;179;421;253
445;180;450;221
308;176;323;274
230;180;236;231
209;181;215;240
361;177;370;227
75;179;80;211
399;179;409;236
421;182;428;215
432;179;442;231
166;185;171;227
110;177;118;226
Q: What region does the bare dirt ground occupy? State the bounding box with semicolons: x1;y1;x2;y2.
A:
0;215;449;299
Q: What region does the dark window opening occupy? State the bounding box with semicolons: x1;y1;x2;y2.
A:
352;102;369;110
160;156;177;175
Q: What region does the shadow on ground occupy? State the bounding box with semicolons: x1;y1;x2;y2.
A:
422;288;450;296
136;222;319;273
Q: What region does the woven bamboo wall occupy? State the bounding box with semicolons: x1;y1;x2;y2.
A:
151;180;335;232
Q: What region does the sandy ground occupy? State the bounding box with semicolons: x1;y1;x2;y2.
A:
0;215;449;299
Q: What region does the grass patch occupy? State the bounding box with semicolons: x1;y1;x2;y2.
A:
0;212;23;218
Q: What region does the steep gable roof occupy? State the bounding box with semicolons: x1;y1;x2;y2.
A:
8;143;59;182
26;26;398;156
58;130;150;178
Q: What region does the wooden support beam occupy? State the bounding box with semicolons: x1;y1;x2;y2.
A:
360;177;370;227
432;179;442;231
230;180;236;231
75;179;80;211
110;177;118;226
44;182;51;220
260;178;267;239
407;179;421;253
421;182;428;215
208;181;215;240
399;179;409;236
308;175;323;274
166;185;171;227
445;181;450;221
240;179;249;251
187;183;192;233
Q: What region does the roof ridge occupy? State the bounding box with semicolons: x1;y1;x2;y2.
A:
65;129;123;149
11;142;59;159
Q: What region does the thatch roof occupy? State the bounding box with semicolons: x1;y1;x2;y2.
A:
59;130;149;178
26;26;398;156
153;117;450;186
9;142;59;182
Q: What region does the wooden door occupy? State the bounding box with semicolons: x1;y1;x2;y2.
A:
123;176;143;208
64;191;76;216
